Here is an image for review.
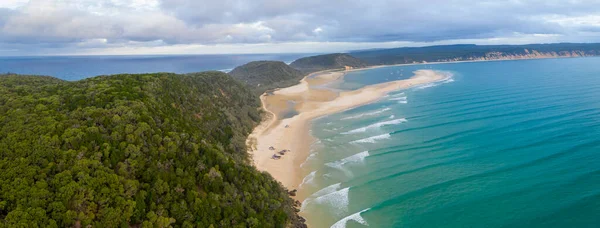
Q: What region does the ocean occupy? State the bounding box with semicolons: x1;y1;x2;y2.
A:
299;57;600;227
0;54;310;81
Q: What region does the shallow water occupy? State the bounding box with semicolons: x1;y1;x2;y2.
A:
281;100;300;119
300;57;600;228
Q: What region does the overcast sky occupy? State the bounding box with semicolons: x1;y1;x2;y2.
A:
1;0;600;55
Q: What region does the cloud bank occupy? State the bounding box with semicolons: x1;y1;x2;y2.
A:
1;0;600;55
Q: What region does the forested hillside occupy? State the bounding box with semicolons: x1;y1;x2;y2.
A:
351;43;600;65
228;61;304;94
0;72;302;227
289;53;367;73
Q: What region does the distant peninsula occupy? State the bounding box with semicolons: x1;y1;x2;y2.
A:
351;43;600;65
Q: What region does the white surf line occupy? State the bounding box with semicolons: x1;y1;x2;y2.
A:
342;118;407;134
330;208;371;228
341;107;392;120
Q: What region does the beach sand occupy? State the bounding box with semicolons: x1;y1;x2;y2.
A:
247;69;448;193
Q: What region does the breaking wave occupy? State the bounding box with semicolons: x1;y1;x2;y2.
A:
300;171;317;187
416;83;436;90
389;96;407;101
386;92;405;98
324;127;342;132
389;96;408;104
350;133;391;144
342;119;407;134
415;73;455;90
325;151;370;176
341;107;391;120
311;182;341;197
300;152;319;168
330;208;371;228
313;186;350;215
302;182;343;211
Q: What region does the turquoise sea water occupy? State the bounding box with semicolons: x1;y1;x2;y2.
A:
299;57;600;228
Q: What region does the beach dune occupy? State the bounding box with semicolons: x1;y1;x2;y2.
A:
247;69;448;192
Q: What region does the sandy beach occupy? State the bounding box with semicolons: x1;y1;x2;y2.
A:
247;68;449;193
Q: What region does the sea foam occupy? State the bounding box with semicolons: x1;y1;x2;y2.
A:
389;96;408;104
342;119;406;134
341;107;391;120
300;152;319;168
302;182;343;211
389;96;407;101
312;183;341;197
350;133;391;144
386;92;405;98
326;151;369;166
415;73;454;90
324;127;342;133
313;186;350;215
330;208;371;228
300;171;317;188
311;139;323;146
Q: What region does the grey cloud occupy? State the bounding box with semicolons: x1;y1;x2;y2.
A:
159;0;302;25
2;0;600;54
0;8;15;27
158;0;600;43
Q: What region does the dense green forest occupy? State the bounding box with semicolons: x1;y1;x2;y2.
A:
350;43;600;65
228;61;304;94
0;72;303;227
289;53;367;73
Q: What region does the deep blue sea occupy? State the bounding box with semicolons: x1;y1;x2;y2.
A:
0;54;310;81
299;57;600;228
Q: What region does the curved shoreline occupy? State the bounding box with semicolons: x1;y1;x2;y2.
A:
247;69;449;193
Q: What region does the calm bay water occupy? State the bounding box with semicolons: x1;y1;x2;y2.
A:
300;57;600;228
0;54;310;81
